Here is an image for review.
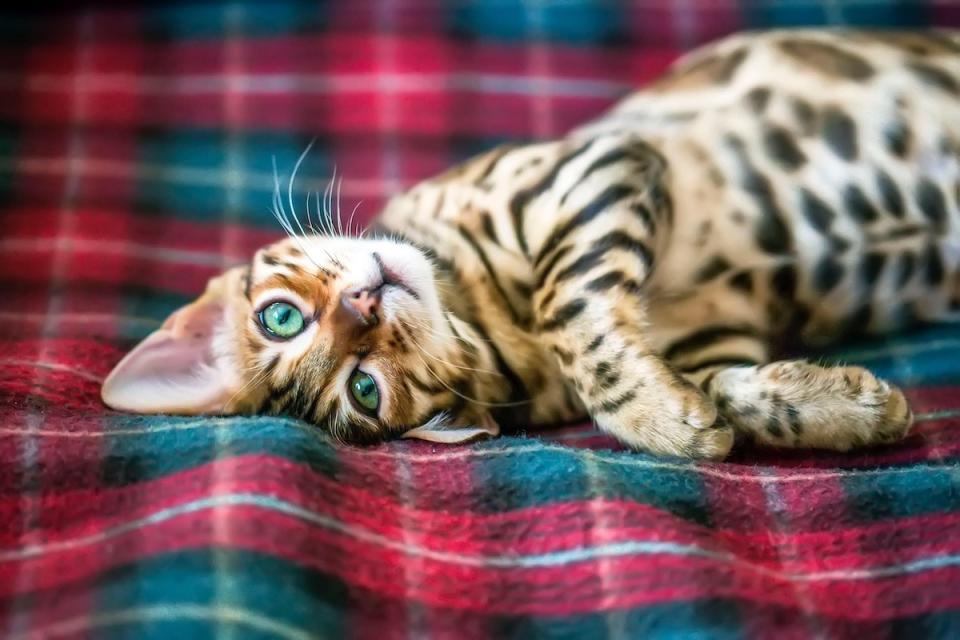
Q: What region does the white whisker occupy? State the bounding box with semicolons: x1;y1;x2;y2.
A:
347;201;363;237
286;140;315;239
335;174;344;236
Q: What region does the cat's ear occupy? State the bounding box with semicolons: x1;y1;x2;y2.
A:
101;269;242;415
401;411;500;444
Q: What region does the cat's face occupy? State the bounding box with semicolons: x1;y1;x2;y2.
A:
101;233;500;444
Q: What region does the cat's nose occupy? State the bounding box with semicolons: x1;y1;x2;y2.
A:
340;286;381;328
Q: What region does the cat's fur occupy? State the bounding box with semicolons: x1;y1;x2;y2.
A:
102;30;960;459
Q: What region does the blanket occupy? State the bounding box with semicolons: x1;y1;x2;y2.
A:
2;2;960;638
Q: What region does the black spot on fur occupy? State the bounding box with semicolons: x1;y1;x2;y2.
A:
785;404;803;435
764;126;806;170
924;244;945;285
908;61;959;95
754;197;792;254
729;271;753;294
894;252;917;287
746;87;772;113
512;279;533;299
884;119;912;158
594;361;621;389
915;180;947;229
663;326;761;362
766;417;784;438
829;235;851;253
779;39;875;80
539;299;587;333
714;394;731;412
859;252;886;288
631;203;655;234
596;390;637;414
844;184;880;223
536;245;573;289
813;256;845;293
716;48;748;83
480;212;498;243
821;108;858;161
772;264;797;300
876;170;905;218
538;288;556;312
677;357;760;374
727;135;791;254
799;188;835;233
695;256;731;283
586;271;626;292
585;334;605;353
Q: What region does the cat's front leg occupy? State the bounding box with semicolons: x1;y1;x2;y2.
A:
527;139;732;459
534;275;732;458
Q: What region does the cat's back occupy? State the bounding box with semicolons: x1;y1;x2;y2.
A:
577;30;960;140
573;30;960;342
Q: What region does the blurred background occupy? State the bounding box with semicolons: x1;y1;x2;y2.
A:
0;1;957;341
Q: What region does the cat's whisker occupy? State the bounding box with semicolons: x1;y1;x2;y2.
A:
402;318;508;381
222;359;273;412
271;156;336;278
322;168;337;237
404;314;493;349
409;342;529;408
347;201;363;237
304;191;315;235
335;174;345;237
286;140;316;240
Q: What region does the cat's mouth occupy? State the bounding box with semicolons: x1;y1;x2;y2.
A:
373;252;420;300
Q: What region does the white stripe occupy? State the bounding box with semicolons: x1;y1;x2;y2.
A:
8;604;316;640
0;312;161;329
0;237;246;267
2;491;960;586
0;71;626;99
0;155;396;199
0;359;103;383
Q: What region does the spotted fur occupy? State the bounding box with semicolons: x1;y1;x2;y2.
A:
103;30;960;459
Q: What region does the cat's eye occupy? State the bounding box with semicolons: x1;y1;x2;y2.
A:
258;301;305;339
349;369;380;415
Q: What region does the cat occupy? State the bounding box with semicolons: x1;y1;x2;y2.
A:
102;30;960;459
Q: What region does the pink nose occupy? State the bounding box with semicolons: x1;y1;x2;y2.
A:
341;287;381;327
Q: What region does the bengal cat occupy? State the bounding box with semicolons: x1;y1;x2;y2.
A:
102;30;960;459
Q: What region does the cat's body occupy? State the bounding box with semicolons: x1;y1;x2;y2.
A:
103;30;960;459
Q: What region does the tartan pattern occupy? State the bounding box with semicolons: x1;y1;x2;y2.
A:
2;1;960;637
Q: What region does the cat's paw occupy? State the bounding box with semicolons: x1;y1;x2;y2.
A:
710;361;914;450
594;374;732;459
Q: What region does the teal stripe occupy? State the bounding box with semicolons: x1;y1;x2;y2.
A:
818;323;960;385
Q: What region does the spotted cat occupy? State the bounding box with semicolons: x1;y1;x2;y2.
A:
102;30;960;459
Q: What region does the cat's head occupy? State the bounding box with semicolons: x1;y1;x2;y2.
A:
101;233;502;444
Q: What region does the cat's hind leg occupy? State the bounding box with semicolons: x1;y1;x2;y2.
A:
701;361;913;450
651;273;914;451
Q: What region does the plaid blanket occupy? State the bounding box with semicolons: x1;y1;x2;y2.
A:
2;2;960;638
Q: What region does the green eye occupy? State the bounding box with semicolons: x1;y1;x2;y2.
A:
259;301;305;339
349;369;380;414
